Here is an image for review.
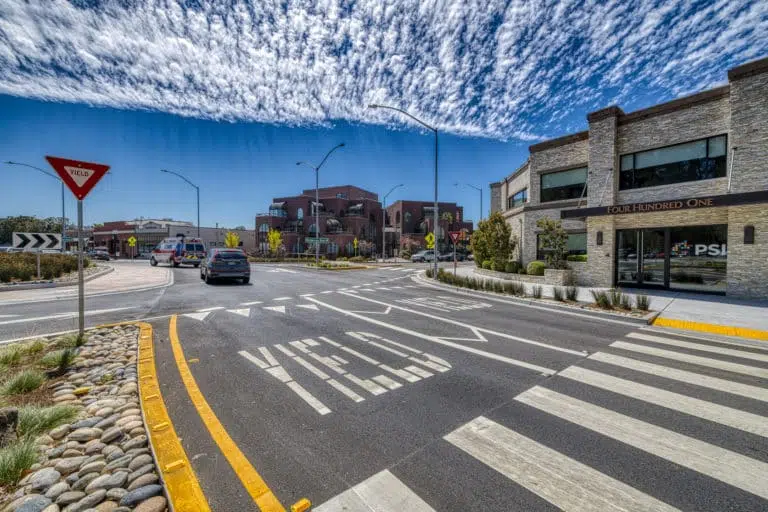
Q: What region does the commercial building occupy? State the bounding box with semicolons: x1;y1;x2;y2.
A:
255;186;383;257
491;56;768;298
384;201;473;255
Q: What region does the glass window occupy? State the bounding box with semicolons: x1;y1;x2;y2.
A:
297;208;304;220
507;188;528;209
537;232;586;260
215;250;246;260
670;224;727;293
620;135;727;190
540;168;587;202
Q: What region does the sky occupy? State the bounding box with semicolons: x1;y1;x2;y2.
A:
1;0;766;228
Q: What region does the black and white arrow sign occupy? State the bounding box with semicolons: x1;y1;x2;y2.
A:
12;232;62;251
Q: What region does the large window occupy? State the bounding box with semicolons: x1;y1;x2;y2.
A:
537;232;586;260
620;135;727;190
507;188;528;209
540;167;587;202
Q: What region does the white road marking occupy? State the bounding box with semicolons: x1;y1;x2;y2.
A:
344;374;387;395
197;306;225;312
380;364;421;383
319;336;341;347
321;290;334;294
560;365;768;437
314;469;435;512
309;353;347;375
239;301;263;306
339;346;381;365
446;416;679;512
226;308;251;318
266;366;292;382
258;347;279;367
307;297;557;375
372;375;402;390
269;267;297;273
302;338;320;346
378;337;422;354
410;356;449;373
182;312;211;322
263;305;286;314
368;341;409;357
352;285;362;288
300;294;315;298
626;332;768;363
327;379;365;402
404;365;433;378
295;304;320;311
239;350;269;369
294;356;330;379
330;355;348;365
376;287;391;291
0;315;19;319
589;351;768;403
273;297;293;301
611;341;768;378
289;340;311;353
274;344;296;357
516;386;768;500
287;381;331;415
0;306;136;326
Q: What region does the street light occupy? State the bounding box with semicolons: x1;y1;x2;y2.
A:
369;104;439;278
296;143;345;265
160;169;200;237
5;161;66;253
455;183;483;225
381;183;404;261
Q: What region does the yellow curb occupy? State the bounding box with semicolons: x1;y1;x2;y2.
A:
136;322;211;512
169;315;287;511
653;317;768;341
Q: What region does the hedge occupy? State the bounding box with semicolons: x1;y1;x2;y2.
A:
566;254;587;262
526;260;546;276
0;254;88;283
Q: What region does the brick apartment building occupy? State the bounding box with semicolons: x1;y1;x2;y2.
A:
490;55;768;298
255;185;383;257
385;200;474;255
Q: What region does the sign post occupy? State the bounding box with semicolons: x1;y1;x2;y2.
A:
128;236;137;262
46;156;110;338
449;231;461;276
353;237;358;257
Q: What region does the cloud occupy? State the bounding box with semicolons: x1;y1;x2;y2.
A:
0;0;765;141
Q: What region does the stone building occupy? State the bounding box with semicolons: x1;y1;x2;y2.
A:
490;56;768;298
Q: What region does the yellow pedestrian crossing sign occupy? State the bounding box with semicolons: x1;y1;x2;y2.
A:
353;237;358;249
425;232;435;249
127;236;137;247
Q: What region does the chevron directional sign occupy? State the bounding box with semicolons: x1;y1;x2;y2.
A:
12;232;62;251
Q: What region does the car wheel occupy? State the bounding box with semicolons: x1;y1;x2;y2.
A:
200;270;205;280
193;264;200;268
204;272;213;284
242;277;250;284
150;257;157;266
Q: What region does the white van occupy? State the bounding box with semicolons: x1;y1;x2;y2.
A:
150;237;206;267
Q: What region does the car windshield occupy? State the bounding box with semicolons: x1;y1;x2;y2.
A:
186;244;204;252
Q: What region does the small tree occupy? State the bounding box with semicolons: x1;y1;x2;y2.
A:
470;212;515;269
536;218;569;269
224;231;240;248
267;229;282;256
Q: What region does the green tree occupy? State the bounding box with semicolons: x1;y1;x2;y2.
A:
267;229;282;256
0;216;66;245
536;217;569;269
233;225;246;230
470;212;516;269
224;232;241;248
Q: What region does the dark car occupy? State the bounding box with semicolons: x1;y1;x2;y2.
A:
201;248;250;284
88;250;111;261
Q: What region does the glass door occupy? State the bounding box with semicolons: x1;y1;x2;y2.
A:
640;229;666;287
616;230;639;284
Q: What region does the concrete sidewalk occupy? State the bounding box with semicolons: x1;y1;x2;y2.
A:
0;260;172;305
452;265;768;340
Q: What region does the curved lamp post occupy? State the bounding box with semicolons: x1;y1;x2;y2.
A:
368;104;438;278
160;169;200;237
455;182;483;225
5;161;66;252
297;143;345;265
382;183;404;261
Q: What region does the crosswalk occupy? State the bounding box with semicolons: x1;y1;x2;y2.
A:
314;328;768;511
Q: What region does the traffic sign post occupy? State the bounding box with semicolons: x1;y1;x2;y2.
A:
128;236;137;262
425;232;435;249
353;237;358;257
449;231;461;275
12;233;62;251
46;156;110;338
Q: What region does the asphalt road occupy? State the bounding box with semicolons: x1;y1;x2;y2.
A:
3;263;767;511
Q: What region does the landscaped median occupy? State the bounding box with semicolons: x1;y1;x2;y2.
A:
305;261;369;271
0;326;168;512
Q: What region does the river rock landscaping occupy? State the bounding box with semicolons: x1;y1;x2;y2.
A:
0;326;167;512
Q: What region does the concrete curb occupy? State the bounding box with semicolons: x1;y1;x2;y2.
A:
414;273;656;326
0;264;114;292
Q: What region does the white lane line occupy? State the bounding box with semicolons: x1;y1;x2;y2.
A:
338;292;585;357
294;356;330;380
344;374;387;395
306;297;556;376
410;356;449;373
239;301;263;306
308;353;347;375
373;375;403;390
286;381;331;415
226;308;251;318
327;379;365;402
303;338;320;346
263;305;286;314
273;297;293;301
611;341;768;379
405;365;433;379
300;294;315;298
318;336;341;347
352;285;362;288
239;350;270;369
380;364;421;383
197;306;225;312
289;340;311;353
368;341;409;357
296;304;320;311
321;290;334;294
560;365;768;437
446;416;679;512
376;287;391;291
626;332;768;363
516;386;768;500
338;346;380;365
590;352;768;403
0;306;136;326
182;312;211;322
274;344;296;357
314;469;435;512
330;355;348;365
378;337;422;354
258;347;279;367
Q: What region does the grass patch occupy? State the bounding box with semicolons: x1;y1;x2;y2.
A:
39;349;76;374
1;370;45;396
56;333;87;349
17;405;78;439
590;290;612;309
20;340;46;357
0;346;23;367
0;440;38;486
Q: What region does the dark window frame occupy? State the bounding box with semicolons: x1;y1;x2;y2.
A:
507;188;528;209
540;167;588;203
536;231;587;261
619;134;727;191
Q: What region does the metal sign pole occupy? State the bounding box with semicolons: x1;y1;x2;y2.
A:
453;239;457;276
36;251;41;280
77;200;84;337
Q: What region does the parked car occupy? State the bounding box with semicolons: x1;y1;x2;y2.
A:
437;252;453;261
150;237;206;267
411;250;435;262
88;250;111;261
201;248;250;284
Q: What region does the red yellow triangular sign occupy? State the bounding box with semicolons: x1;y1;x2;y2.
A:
45;156;110;200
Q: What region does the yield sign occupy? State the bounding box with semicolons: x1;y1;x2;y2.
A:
45;156;110;200
449;231;461;244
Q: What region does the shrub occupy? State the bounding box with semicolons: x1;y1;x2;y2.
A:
0;345;23;367
349;256;365;263
566;254;588;262
1;370;45;396
590;290;612;309
608;288;624;307
471;212;516;269
620;295;632;311
17;405;78;439
526;261;546;276
504;261;520;274
553;286;564;301
494;280;504;293
636;294;651;311
481;260;492;270
531;285;543;299
56;333;87;349
0;440;38;486
21;339;46;357
40;348;77;374
519;267;527;275
565;286;578;301
425;268;434;278
536;218;569;269
513;282;526;296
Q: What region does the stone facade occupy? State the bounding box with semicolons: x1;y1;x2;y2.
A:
492;55;768;298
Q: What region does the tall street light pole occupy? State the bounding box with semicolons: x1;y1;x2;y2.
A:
6;161;66;252
455;183;483;225
297;143;345;265
381;183;404;262
368;104;439;279
160;169;200;237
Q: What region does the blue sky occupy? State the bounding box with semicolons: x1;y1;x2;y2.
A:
1;0;766;227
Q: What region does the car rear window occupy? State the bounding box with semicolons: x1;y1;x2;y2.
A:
216;251;245;260
185;244;204;251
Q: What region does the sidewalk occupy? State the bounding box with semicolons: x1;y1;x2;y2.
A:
0;260;172;305
452;266;768;340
